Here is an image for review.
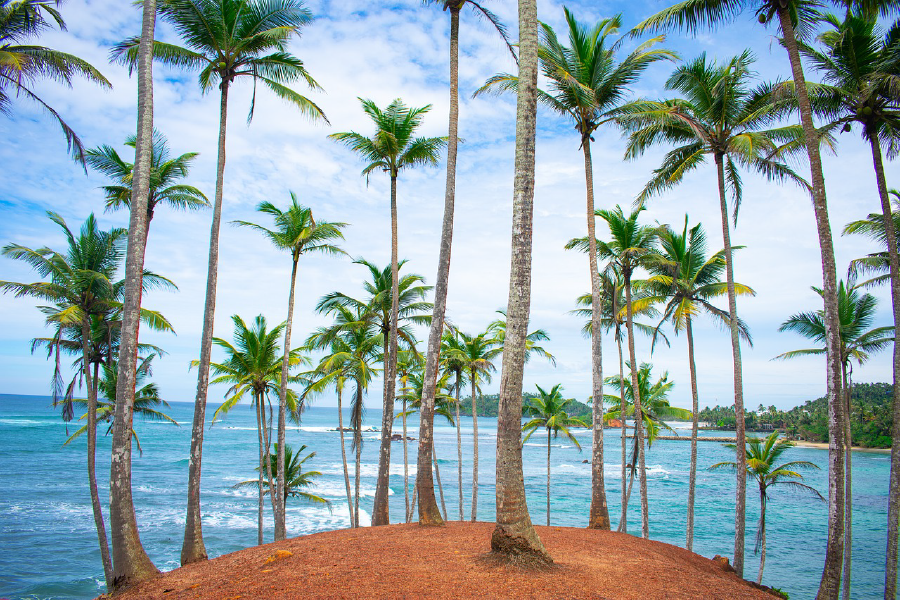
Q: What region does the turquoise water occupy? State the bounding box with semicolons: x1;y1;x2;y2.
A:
0;393;895;599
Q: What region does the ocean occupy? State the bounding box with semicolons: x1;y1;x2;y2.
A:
0;393;895;599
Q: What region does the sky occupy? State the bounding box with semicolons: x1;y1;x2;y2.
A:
0;0;894;413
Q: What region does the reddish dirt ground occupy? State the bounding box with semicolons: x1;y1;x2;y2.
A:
108;522;779;599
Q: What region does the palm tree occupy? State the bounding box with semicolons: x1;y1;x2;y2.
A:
634;2;855;588
845;190;900;289
305;304;380;529
0;0;111;163
522;384;587;526
234;194;346;540
475;12;673;529
644;217;754;551
571;267;663;532
85;130;210;238
489;0;549;563
710;433;824;585
112;0;327;565
329;99;446;526
775;279;893;598
568;204;658;539
416;0;514;526
618;49;807;559
202;314;303;545
235;443;330;520
603;362;691;524
395;348;423;521
444;329;501;521
0;213;172;589
440;327;468;520
486;309;556;367
803;18;900;594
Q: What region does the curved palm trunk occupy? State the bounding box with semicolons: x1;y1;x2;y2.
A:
433;443;448;521
337;385;354;528
686;316;700;552
776;10;846;597
617;331;628;533
713;152;747;574
416;4;460;528
402;396;409;522
870;135;900;600
274;256;299;541
354;385;363;527
372;174;400;527
842;365;852;600
546;428;552;526
584;140;609;530
82;319;113;587
264;400;277;517
490;0;549;562
455;376;463;520
757;492;767;586
471;376;479;521
624;276;650;539
109;0;159;589
182;79;232;566
255;395;265;545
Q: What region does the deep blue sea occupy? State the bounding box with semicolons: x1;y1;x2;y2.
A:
0;393;895;599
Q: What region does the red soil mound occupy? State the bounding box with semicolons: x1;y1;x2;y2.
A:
108;522;778;599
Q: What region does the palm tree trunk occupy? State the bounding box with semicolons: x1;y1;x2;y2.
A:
109;0;159;589
584;140;609;530
415;3;460;528
433;443;448;521
337;385;354;528
714;151;747;574
546;428;552;526
355;385;362;527
471;376;479;521
402;396;409;523
182;78;232;566
618;331;628;533
264;400;277;517
456;376;463;521
870;134;900;600
842;364;852;600
757;492;767;586
255;395;265;545
490;0;549;563
82;319;113;588
274;256;299;541
624;275;649;539
686;315;700;552
372;174;400;527
776;10;846;597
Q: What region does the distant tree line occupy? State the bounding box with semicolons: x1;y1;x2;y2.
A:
457;392;592;422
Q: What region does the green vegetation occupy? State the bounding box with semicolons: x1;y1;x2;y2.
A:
457;391;592;422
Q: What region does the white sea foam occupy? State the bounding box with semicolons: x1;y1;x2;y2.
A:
202;511;256;529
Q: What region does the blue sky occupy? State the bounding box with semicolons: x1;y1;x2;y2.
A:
0;0;893;411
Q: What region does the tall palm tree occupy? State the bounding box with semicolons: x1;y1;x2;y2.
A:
440;327;468;520
775;279;893;599
329;99;445;525
0;0;111;163
802;18;900;594
112;0;327;565
618;49;807;561
416;0;514;526
710;433;824;586
568;204;658;539
444;329;501;521
85;130;210;237
633;1;861;587
475;10;673;530
644;217;754;551
522;384;587;526
1;213;172;589
203;314;303;545
490;0;549;564
603;361;691;523
234;194;346;540
395;348;423;521
306;304;380;528
572;267;664;533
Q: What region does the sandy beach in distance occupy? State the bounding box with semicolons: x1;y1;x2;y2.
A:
794;441;891;454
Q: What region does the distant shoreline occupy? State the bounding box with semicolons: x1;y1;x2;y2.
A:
793;441;891;454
